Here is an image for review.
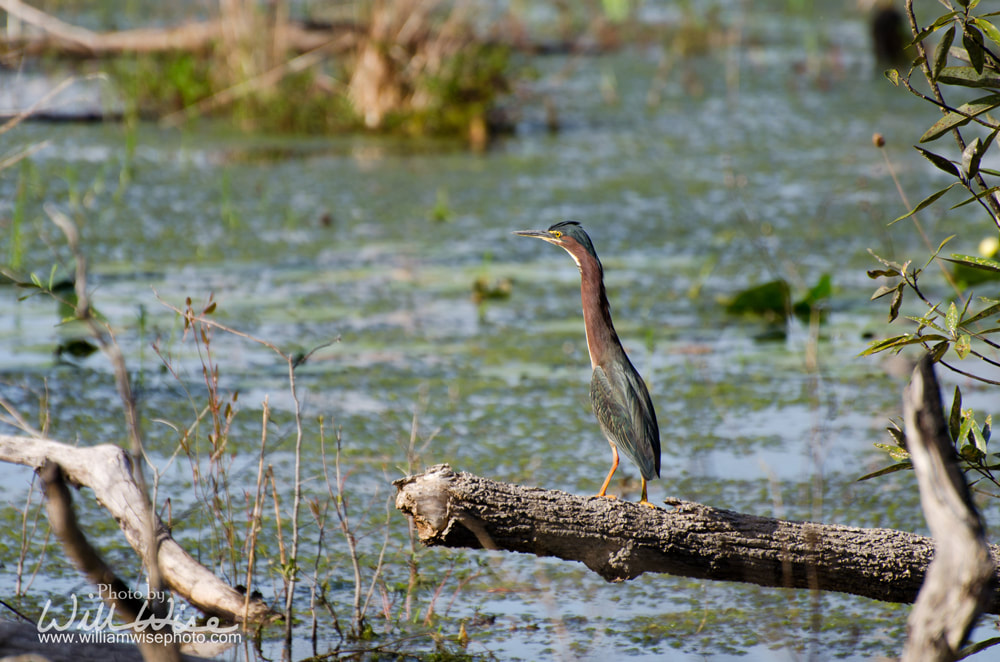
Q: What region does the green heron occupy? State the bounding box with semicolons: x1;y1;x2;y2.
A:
515;221;661;507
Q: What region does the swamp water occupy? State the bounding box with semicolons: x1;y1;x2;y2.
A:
2;4;999;660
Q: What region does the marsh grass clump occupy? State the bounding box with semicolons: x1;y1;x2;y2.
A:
386;41;510;144
100;0;511;143
345;0;511;147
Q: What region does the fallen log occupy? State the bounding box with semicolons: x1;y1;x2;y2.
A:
0;434;275;625
394;463;1000;613
0;0;588;61
0;0;362;58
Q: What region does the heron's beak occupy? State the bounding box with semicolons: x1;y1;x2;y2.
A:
513;229;552;240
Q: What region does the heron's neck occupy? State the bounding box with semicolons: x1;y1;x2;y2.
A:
577;255;623;368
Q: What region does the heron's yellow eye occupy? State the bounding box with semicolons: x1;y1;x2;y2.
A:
549;230;562;238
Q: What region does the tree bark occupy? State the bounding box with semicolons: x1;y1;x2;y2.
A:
901;357;994;661
394;463;1000;613
0;435;275;625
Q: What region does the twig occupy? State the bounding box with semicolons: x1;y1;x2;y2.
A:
0;394;42;437
243;396;271;624
283;347;305;649
0;141;50;172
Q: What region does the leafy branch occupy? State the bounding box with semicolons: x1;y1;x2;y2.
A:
864;0;1000;500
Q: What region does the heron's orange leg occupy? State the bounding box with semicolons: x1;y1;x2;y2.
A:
638;478;656;508
596;444;619;498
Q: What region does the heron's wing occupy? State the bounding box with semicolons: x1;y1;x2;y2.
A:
624;362;660;478
591;362;660;480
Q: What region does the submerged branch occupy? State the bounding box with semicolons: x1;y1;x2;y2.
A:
394;464;1000;613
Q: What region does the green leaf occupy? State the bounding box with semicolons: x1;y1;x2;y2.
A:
860;334;947;356
887;421;907;449
957;636;1000;659
963;301;1000;325
884;68;900;86
972;415;989;452
871;284;898;301
962;137;983;178
932;25;956;80
919;94;1000;143
960;442;984;462
947;301;959;334
964;24;986;74
954;333;971;358
967;325;1000;336
937;66;1000;87
973;17;1000;49
942;253;1000;273
958;410;975;449
909;12;960;45
906;312;945;333
890;183;959;224
868;249;907;273
914;147;961;176
948;186;1000;210
867;268;901;278
889;285;904;322
950;386;963;443
983;123;1000;153
874;442;911;461
959;291;973;323
983;414;992;445
931;234;957;260
861;335;911;356
857;461;913;481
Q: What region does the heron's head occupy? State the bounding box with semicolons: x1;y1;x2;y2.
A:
513;221;599;267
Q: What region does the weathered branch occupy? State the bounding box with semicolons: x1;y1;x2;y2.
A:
394;464;1000;613
902;357;994;661
0;434;275;624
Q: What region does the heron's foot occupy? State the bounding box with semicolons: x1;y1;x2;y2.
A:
594;493;618;500
637;499;657;509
